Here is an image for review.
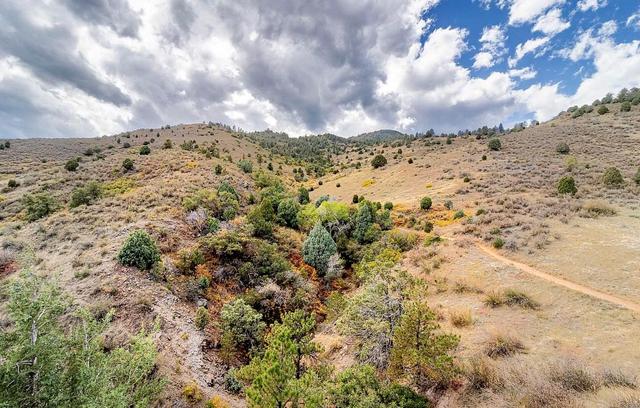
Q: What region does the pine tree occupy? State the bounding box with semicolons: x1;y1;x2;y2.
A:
238;310;324;408
302;223;337;276
389;298;459;390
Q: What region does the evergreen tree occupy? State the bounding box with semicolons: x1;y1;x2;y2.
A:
298;187;310;204
389;298;459;390
353;202;375;244
277;198;301;228
0;273;163;407
238;310;324;408
302;223;337;276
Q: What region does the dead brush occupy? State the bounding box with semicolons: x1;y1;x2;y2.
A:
580;199;616;217
485;333;526;358
450;308;473;327
503;289;541;310
549;360;601;392
465;356;502;391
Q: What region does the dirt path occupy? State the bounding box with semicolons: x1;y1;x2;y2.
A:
477;243;640;314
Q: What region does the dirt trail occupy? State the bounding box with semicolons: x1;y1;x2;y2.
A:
477;243;640;314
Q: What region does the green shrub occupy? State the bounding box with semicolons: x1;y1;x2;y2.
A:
597;105;609;115
481;154;487;160
557;176;577;195
139;145;151;155
195;307;209;330
163;139;173;149
122;158;134;171
420;196;432;210
444;200;453;210
118;230;161;270
383;202;393;210
7;179;19;189
302;223;337;276
220;299;265;353
488;138;501;151
297;187;310;204
492;237;504;249
453;210;465;220
556;142;570;154
621;101;631;112
371;154;387;169
602;167;624;187
70;181;102;208
65;158;79;171
237;160;253;173
175;247;205;274
21;193;58;221
352;194;359;204
214;164;223;175
276;198;300;228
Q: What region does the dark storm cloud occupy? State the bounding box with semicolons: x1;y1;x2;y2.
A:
163;0;196;45
63;0;142;38
0;76;97;138
214;0;419;131
0;3;131;106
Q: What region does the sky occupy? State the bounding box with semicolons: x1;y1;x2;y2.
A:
0;0;639;138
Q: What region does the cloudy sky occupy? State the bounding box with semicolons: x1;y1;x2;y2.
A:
0;0;639;138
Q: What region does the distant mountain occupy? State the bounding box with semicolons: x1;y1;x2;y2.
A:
351;129;409;144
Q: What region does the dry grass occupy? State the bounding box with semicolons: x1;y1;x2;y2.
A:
450;308;474;327
484;333;526;358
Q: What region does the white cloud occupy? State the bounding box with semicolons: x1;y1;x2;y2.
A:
577;0;607;12
0;0;639;139
598;20;617;37
509;66;537;79
473;52;494;69
509;36;550;67
473;25;507;69
533;8;570;36
628;12;640;30
508;0;565;25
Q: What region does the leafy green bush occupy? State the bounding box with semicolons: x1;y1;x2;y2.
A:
302;223;337;276
453;210;465;220
602;167;624;187
488;138;501;151
557;176;577;195
70;181;102;208
276;198;300;228
621;101;631;112
597;105;609;115
215;164;223;175
420;196;432;210
21;193;58;221
384;202;393;210
122;158;134;171
298;187;310;204
7;179;19;189
118;230;161;270
492;237;504;249
195;307;209;330
65;158;79;171
556;142;570;154
220;299;265;353
371;154;387;169
237;159;253;173
139;145;151;155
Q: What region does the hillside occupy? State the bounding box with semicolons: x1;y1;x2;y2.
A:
1;99;640;407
